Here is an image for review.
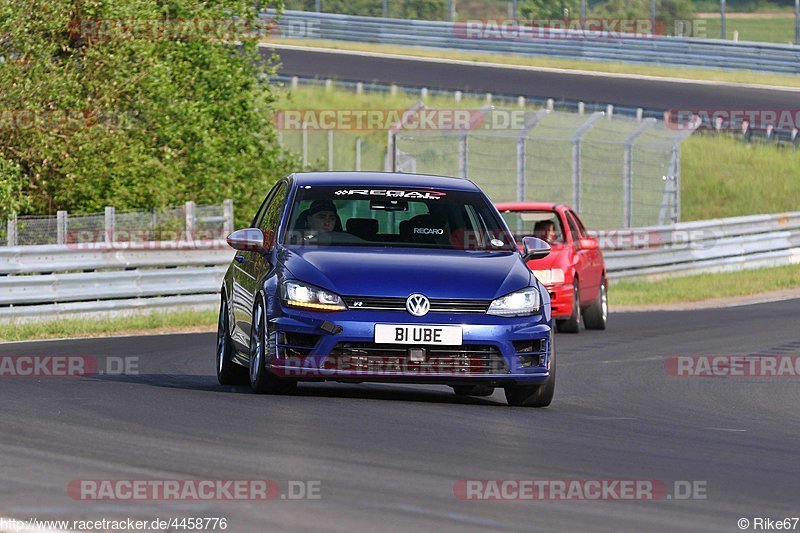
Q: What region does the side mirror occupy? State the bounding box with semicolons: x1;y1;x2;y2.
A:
226;228;272;253
578;237;599;250
521;236;551;261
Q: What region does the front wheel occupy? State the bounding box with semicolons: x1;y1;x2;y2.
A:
583;278;608;330
504;328;556;407
217;295;249;386
556;280;581;333
249;296;297;395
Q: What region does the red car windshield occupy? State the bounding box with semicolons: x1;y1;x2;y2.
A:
500;210;567;245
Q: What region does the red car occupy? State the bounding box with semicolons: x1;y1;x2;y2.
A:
496;202;607;333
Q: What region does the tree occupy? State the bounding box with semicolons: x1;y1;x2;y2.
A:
0;0;297;224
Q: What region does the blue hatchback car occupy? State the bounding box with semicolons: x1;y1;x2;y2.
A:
217;172;555;407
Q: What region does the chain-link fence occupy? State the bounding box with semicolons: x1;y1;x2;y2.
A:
5;201;234;247
394;108;695;229
279;128;388;172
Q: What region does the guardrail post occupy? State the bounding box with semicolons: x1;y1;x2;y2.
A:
185;201;196;238
223;199;234;235
327;129;334;170
57;210;68;245
355;137;362;171
104;206;115;244
7;214;17;247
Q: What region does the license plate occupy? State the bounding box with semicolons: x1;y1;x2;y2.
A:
374;324;462;345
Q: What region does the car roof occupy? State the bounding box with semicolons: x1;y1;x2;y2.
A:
292;172;480;191
495;202;564;212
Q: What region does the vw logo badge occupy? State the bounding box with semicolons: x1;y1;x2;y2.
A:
406;293;430;317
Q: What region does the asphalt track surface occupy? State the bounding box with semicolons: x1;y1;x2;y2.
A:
2;299;800;531
267;46;800;111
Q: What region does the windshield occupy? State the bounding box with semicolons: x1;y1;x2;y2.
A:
500;210;565;245
283;186;515;251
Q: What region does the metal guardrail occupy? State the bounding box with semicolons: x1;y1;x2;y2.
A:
1;212;798;320
600;212;800;280
0;242;233;321
270;10;800;74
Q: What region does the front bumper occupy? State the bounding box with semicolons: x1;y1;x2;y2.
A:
546;282;575;320
267;306;553;386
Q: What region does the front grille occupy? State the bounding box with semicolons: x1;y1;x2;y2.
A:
325;343;508;375
277;331;320;357
342;296;491;313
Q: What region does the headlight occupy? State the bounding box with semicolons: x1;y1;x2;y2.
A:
281;280;346;311
487;287;541;317
531;269;565;285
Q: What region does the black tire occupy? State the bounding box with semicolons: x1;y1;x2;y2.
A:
583;278;608;330
504;328;556;407
217;295;249;386
556;280;581;333
249;296;297;395
452;385;494;397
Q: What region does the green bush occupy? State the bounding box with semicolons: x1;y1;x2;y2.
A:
284;0;447;19
0;0;298;227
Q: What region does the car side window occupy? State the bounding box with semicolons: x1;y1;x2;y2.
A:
251;181;284;229
564;211;582;243
570;210;588;236
259;182;288;236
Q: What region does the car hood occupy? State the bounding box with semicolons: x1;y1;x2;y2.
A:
279;246;532;299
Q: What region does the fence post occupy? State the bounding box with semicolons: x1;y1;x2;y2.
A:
302;122;308;167
223;199;234;235
622;119;654;228
185;201;196;239
458;133;468;178
387;131;397;171
514;109;549;202
355;137;362;171
327;129;334;170
104;206;115;244
571;112;603;213
516;136;525;202
57;210;68;245
7;214;17;247
673;144;681;223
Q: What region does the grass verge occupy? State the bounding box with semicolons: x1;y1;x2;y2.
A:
610;263;800;306
0;310;216;343
701;16;798;44
267;38;800;89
